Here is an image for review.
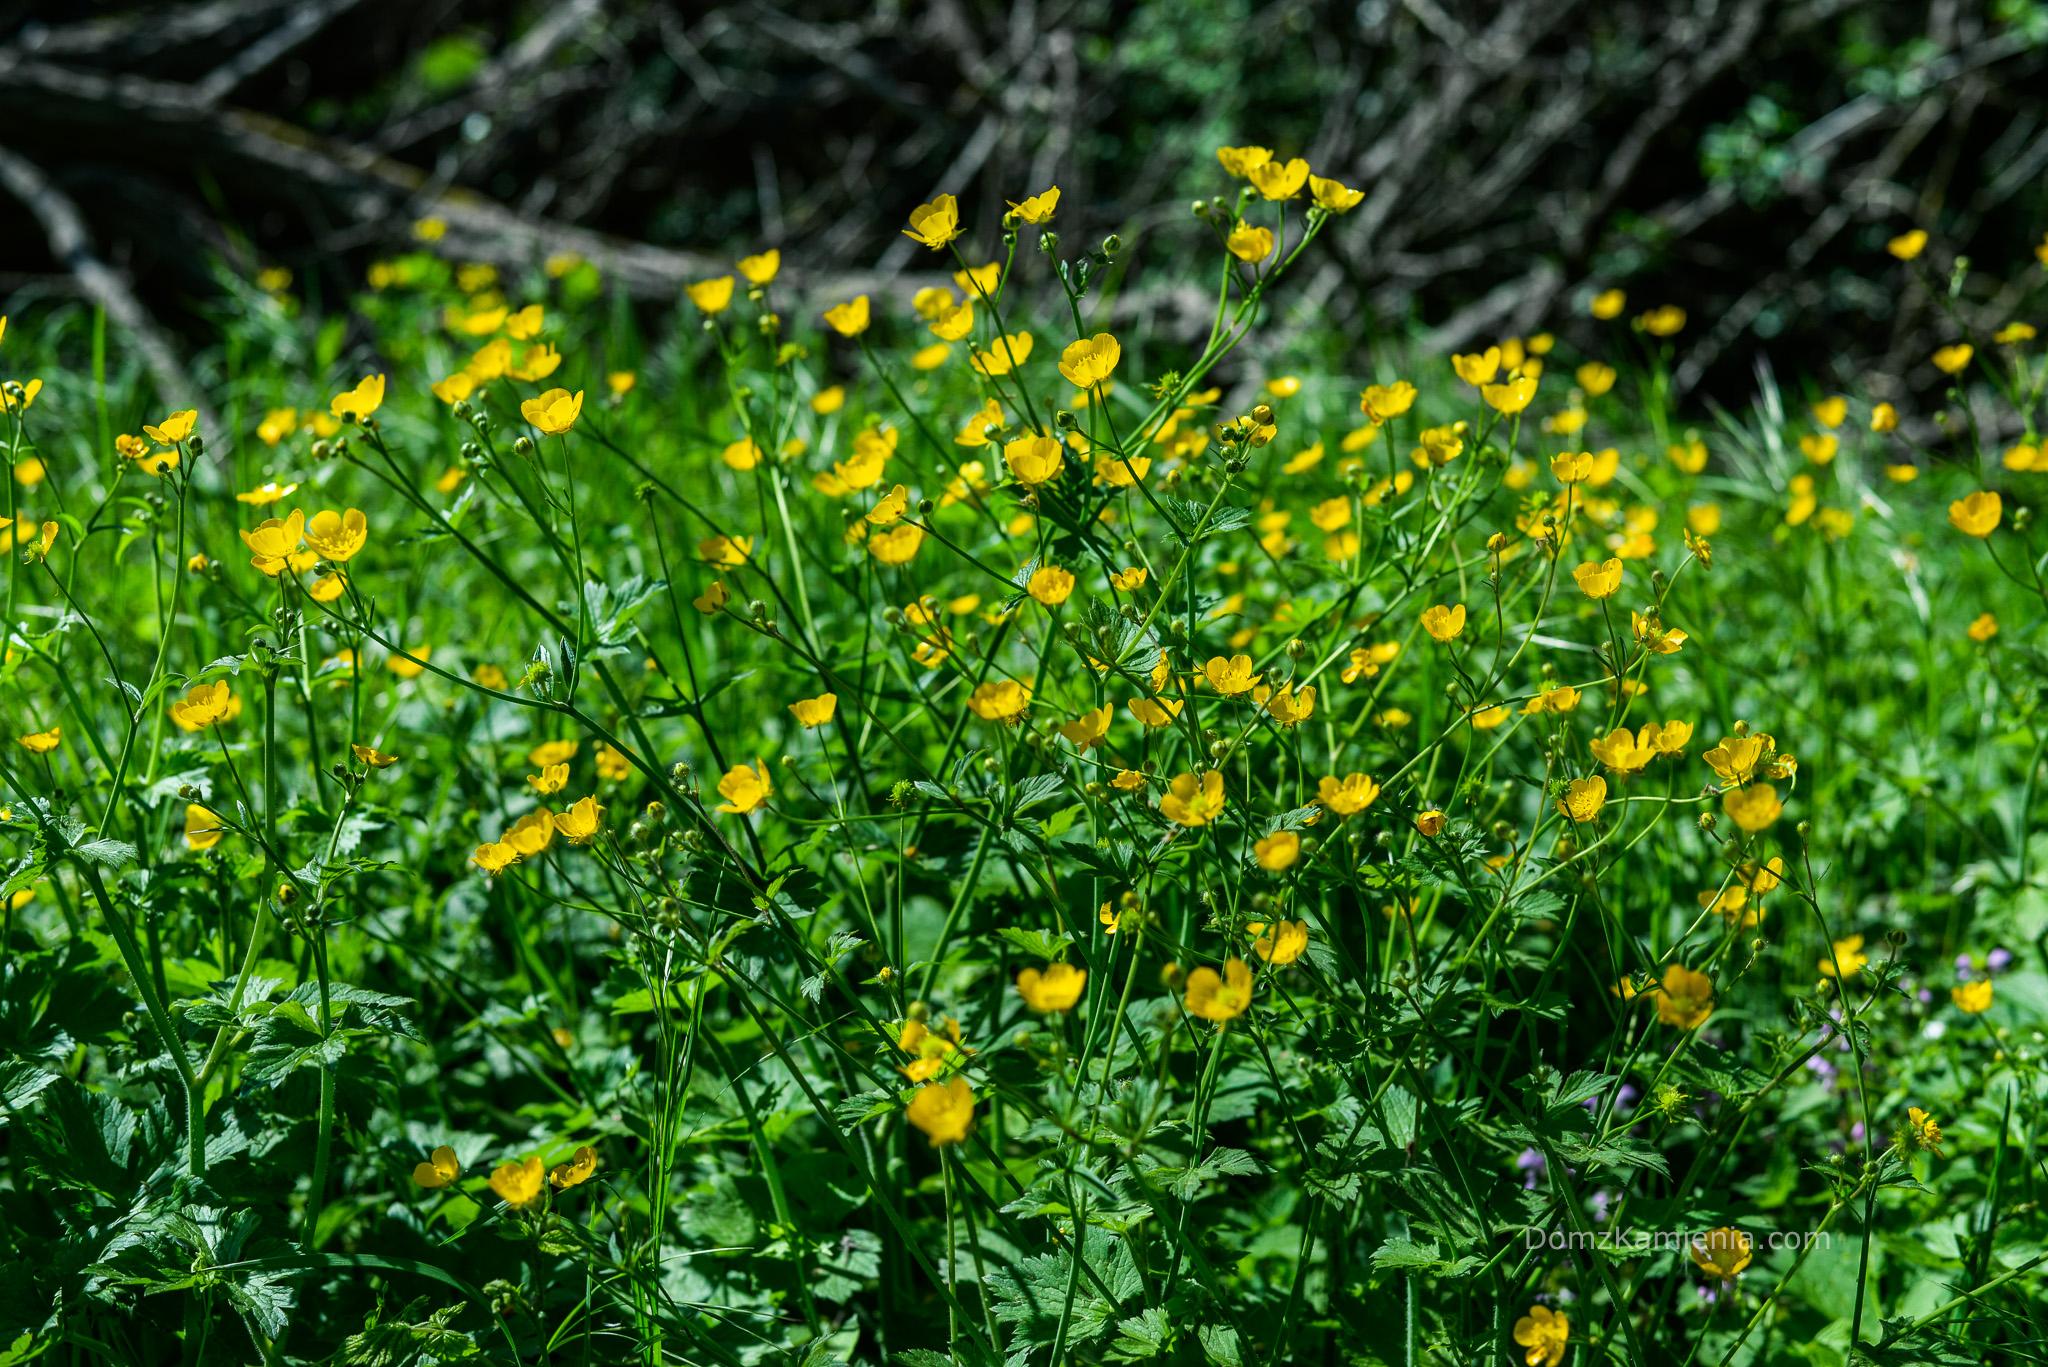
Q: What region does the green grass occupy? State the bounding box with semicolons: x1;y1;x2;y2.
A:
0;179;2044;1367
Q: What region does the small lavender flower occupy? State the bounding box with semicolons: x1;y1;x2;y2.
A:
1988;946;2013;974
1955;952;1975;981
1517;1146;1546;1189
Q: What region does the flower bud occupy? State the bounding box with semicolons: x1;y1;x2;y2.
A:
1251;403;1275;426
906;999;930;1022
1039;231;1059;254
1102;234;1122;257
513;436;535;458
276;882;298;906
188;435;205;456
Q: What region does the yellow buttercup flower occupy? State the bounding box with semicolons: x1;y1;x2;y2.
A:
1204;654;1260;694
1703;733;1769;785
868;523;924;565
1907;1106;1944;1157
1309;175;1363;211
1016;962;1085;1012
716;760;773;815
1557;775;1607;823
184;803;224;851
556;796;603;844
1589;289;1626;319
1226;226;1275;263
1253;918;1308;963
954;261;1001;295
528;763;569;795
508;342;562;381
168;681;237;731
236;480;299;505
970;333;1034;376
1949;490;2000;537
1636;305;1686;336
501;812;555;861
470;842;517;874
538;1145;599;1192
721;437;763;471
687;277;735;313
1058;333;1120;389
1483;374;1538;413
1723;783;1782;833
304;508;368;561
520;388;584;436
903;194;962;249
412;1145;462;1190
967;679;1031;722
1057;705;1112;751
1932;343;1973;375
1253;832;1300;872
1005;434;1064;486
736;250;780;285
1014;564;1071;608
1184;957;1253;1022
1247;157;1308;199
1589;728;1654;773
1360;382;1416;421
1887;228;1928;260
1317;773;1380;815
489;1155;547;1209
144;409;198;445
1414;809;1447;837
906;1076;974;1147
1453;348;1501;386
1128;695;1183;729
1261;682;1315;727
530;739;579;767
1810;396;1847;428
330;375;385;420
239;509;305;576
1573;558;1623;599
1819;933;1867;980
823;297;871;336
698;535;752;567
353;744;398;768
1952;980;1993;1013
503;303;544;339
789;694;837;728
1160;770;1226;826
1513;1306;1569;1367
1007;187;1060;224
1654;964;1713;1029
388;643;431;679
1215;145;1272;178
1420;603;1466;642
1691;1228;1752;1280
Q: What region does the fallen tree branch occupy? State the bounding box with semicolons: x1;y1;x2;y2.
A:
0;141;201;422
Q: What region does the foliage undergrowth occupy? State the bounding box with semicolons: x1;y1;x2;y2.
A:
0;154;2046;1367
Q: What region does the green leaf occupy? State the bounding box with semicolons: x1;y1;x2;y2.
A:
1369;1236;1441;1270
995;926;1075;963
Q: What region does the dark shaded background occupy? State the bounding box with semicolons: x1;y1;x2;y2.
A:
1;0;2045;407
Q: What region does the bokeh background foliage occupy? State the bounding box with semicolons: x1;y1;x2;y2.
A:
4;0;2048;401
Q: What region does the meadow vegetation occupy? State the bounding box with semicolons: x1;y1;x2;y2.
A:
0;147;2046;1367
